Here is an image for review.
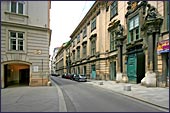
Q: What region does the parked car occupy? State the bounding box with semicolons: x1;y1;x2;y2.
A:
51;73;60;77
62;73;67;78
74;74;87;82
65;73;72;79
70;74;77;80
62;73;72;79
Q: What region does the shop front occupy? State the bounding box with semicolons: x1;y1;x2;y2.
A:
157;39;169;86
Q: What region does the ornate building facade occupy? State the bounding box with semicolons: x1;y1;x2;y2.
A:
55;1;169;87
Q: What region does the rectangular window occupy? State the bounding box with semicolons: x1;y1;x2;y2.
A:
77;48;80;60
91;38;96;55
110;30;116;51
110;1;118;19
83;27;87;38
128;15;139;43
91;17;96;32
167;2;169;31
83;44;87;57
73;40;75;47
11;2;17;13
77;34;80;43
18;2;23;14
9;31;24;51
10;1;24;14
73;52;75;61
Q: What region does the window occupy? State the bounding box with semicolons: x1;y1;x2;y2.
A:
83;27;87;38
82;43;87;57
77;47;80;60
110;30;117;51
167;1;169;31
9;31;24;51
73;51;75;61
91;17;96;32
110;1;118;19
72;40;75;47
91;38;96;55
10;1;24;14
77;34;80;43
128;15;139;43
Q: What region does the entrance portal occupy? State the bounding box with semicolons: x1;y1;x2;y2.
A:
4;63;30;88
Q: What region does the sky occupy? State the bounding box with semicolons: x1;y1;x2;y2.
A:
49;1;95;57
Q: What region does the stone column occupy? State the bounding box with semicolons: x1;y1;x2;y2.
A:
142;18;163;87
154;33;159;72
147;33;153;71
116;36;125;82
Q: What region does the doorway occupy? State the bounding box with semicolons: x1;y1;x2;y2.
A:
91;65;96;79
110;61;116;80
3;63;30;88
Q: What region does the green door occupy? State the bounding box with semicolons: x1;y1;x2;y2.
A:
127;54;137;83
91;65;96;79
110;61;116;80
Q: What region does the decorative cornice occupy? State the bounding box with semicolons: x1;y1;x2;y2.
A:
82;40;87;45
1;21;50;31
108;20;120;31
125;1;147;18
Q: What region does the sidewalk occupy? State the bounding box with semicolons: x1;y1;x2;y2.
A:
1;86;59;112
86;79;169;110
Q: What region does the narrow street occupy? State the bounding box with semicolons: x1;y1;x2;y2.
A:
51;76;165;112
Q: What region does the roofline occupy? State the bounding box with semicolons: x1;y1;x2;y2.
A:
70;1;99;39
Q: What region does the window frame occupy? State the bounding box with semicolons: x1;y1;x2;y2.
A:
77;34;80;44
91;17;96;32
73;51;75;61
9;31;25;51
10;1;25;15
110;30;117;51
167;1;169;31
83;27;87;38
91;38;96;56
72;40;75;47
110;1;118;20
82;43;87;57
128;15;140;43
77;47;80;60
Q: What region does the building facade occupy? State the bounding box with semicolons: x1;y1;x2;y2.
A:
51;47;60;74
55;42;69;76
55;1;169;87
1;1;52;88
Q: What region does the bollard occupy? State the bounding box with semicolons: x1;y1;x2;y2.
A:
99;82;103;85
47;81;52;86
124;85;131;91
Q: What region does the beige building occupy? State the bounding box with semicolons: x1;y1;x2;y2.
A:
1;1;52;88
55;1;169;87
55;42;69;75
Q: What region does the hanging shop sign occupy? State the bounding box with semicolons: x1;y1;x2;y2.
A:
157;39;169;54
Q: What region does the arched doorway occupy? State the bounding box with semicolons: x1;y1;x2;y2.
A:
4;63;30;88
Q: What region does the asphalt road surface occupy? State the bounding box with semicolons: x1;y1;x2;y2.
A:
51;76;165;112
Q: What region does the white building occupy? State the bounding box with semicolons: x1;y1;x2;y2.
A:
1;1;52;88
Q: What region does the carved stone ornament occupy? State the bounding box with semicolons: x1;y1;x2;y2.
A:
145;4;163;21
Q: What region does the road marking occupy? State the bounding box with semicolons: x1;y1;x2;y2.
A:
50;78;67;112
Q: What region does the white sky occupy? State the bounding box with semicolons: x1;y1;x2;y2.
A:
49;1;95;57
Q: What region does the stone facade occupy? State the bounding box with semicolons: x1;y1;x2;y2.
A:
55;1;169;87
1;1;51;88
